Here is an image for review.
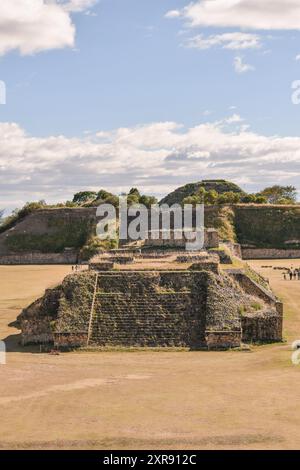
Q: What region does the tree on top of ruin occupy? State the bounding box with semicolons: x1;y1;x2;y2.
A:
259;186;297;204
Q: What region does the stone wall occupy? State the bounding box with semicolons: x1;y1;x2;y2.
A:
19;287;61;345
54;332;88;348
234;205;300;250
228;270;277;304
143;228;219;249
0;207;96;262
224;242;242;258
0;251;78;265
242;248;300;259
242;311;282;343
205;331;241;350
208;249;232;264
227;269;283;343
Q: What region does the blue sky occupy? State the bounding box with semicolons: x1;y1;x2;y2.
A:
1;0;300;210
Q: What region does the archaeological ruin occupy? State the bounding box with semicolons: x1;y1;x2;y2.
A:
18;241;283;350
5;180;295;350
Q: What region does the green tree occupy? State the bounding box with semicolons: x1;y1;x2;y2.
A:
139;195;158;208
195;187;206;203
182;195;200;206
72;191;97;204
277;197;294;205
241;194;257;204
218;191;241;204
254;195;267;204
259;185;297;204
205;189;218;205
97;189;113;201
128;187;141;197
103;195;119;208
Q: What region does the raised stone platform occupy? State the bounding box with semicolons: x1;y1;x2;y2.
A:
18;263;283;350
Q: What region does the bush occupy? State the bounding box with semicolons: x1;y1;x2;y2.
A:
80;236;118;260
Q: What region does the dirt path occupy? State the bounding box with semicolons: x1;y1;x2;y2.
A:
0;262;300;450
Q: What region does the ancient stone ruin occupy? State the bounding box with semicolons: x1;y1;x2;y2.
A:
18;245;283;350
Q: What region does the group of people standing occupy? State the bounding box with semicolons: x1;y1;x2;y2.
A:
284;268;300;280
71;264;82;272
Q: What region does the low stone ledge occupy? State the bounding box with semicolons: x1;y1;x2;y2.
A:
0;252;78;265
242;248;300;260
89;261;115;271
53;332;88;349
189;261;219;274
205;330;242;350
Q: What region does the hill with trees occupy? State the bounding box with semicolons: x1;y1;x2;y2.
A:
159;180;244;206
160;180;297;207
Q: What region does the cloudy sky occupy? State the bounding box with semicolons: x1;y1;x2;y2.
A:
1;0;300;211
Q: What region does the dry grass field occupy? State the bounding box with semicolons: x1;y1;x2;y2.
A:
0;261;300;450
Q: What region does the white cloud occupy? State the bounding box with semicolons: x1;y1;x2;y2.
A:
165;10;181;19
167;0;300;30
0;0;98;56
234;56;255;73
62;0;98;13
296;54;300;61
225;114;244;124
185;32;262;50
1;119;300;207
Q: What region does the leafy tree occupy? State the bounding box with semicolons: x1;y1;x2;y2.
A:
254;195;267;204
182;195;200;206
97;189;113;201
127;188;157;207
72;191;97;204
127;194;140;205
259;185;297;204
241;194;257;204
277;197;294;205
205;189;218;205
65;201;78;208
218;191;241;204
128;188;141;197
139;195;158;208
103;194;119;208
196;187;206;203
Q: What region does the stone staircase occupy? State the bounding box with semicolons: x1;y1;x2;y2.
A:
88;291;201;347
